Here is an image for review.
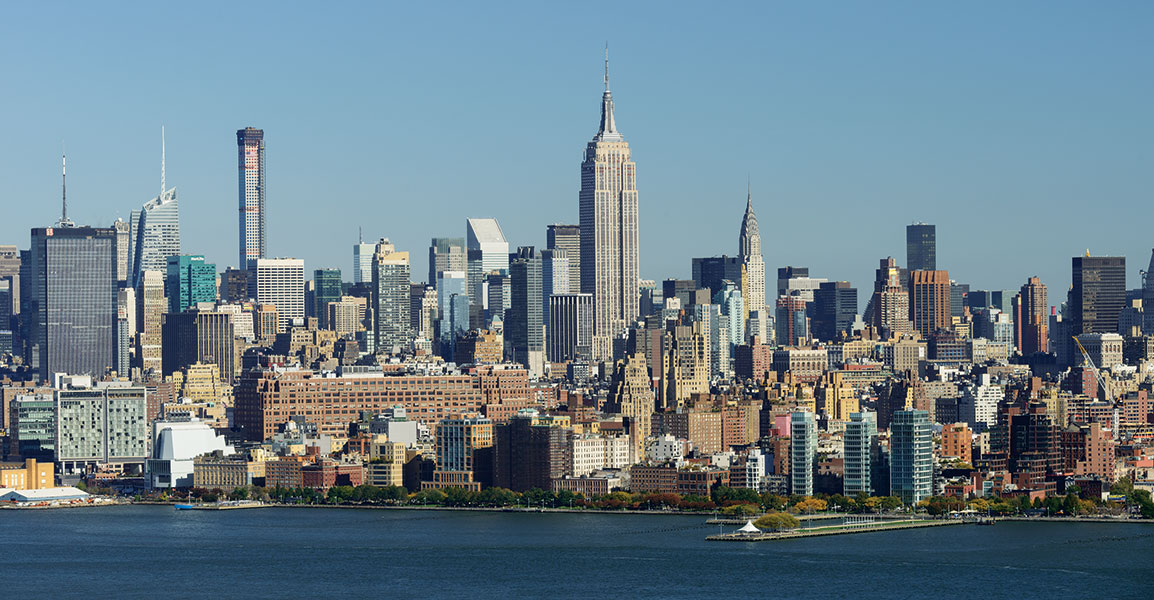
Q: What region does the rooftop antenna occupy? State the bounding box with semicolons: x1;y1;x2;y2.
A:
359;226;363;244
161;126;166;198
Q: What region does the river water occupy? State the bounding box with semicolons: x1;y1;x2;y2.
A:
4;505;1151;598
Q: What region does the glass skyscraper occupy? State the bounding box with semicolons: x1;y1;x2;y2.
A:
905;223;936;273
844;411;878;497
237;127;266;268
313;268;343;329
166;254;217;314
508;247;544;376
25;225;118;382
129;187;180;288
890;409;933;505
789;411;816;496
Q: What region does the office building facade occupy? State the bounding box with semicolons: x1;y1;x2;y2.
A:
890;409;933;505
546;224;581;294
166;255;216;314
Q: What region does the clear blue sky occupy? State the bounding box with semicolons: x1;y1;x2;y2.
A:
2;2;1151;306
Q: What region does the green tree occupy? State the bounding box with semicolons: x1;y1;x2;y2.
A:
754;512;801;531
1063;493;1080;515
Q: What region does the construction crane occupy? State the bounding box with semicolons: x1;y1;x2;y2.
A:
1072;335;1112;404
1072;335;1120;439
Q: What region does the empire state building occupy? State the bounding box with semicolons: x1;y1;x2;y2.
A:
580;53;639;361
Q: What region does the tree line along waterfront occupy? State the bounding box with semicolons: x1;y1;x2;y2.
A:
122;478;1154;522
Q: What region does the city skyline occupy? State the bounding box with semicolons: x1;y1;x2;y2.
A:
1;3;1151;302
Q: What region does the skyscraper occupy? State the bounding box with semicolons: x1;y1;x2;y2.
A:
507;247;544;376
541;248;569;326
313;268;343;329
865;258;913;338
739;188;766;314
371;239;411;354
26;225;118;382
428;237;466;288
1144;250;1154;335
161;309;235;382
546;224;581;294
237;127;265;268
789;411;816;496
352;240;375;284
691;256;744;299
548;293;593;363
246;258;304;332
909;270;951;338
1014;276;1048;356
129;131;181;288
890;409;933;505
579;52;639;361
843;411;878;497
466;218;509;318
813;281;858;342
166;255;216;314
906;223;936;272
436;270;469;358
135;269;165;374
1069;255;1126;335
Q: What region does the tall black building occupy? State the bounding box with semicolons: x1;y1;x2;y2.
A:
507;247;543;374
813;281;858;341
691;256;743;299
906;223;936;273
1069;255;1126;334
24;225;118;382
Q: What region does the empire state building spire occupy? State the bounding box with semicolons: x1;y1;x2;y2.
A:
580;46;638;360
595;44;622;141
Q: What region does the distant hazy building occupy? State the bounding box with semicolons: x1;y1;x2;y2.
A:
579;57;639;361
905;223;936;272
247;258;304;332
890;409;932;505
371;239;411;354
548;293;593;363
789;411;816;496
237;127;266;268
546;224;581;294
25;225;118;382
166;255;216;314
428;237;466;289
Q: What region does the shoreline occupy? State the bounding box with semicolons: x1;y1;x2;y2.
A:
128;501;1154;523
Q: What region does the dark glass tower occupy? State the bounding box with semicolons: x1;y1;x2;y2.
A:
508;246;544;375
813;281;858;341
313;268;343;329
906;223;936;272
25;226;118;381
1070;255;1126;334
